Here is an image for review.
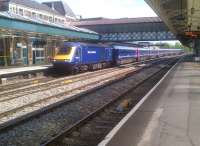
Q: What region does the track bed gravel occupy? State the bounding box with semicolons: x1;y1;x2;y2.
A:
0;58;178;146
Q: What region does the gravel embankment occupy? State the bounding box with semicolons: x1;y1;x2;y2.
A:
0;62;168;146
0;66;136;124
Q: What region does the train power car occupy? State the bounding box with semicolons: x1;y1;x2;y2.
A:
53;42;113;72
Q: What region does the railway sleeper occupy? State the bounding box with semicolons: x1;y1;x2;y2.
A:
79;122;113;133
93;119;117;125
103;111;126;118
68;127;112;143
64;133;103;145
78;125;108;136
68;135;99;145
99;114;123;122
71;133;103;142
110;110;128;115
62;137;92;146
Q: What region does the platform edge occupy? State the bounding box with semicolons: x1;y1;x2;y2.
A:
98;58;182;146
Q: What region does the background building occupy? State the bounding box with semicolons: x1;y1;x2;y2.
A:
0;0;98;67
9;0;66;25
42;0;76;24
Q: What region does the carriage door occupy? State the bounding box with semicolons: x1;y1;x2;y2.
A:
22;47;28;65
74;47;81;64
32;48;45;65
136;48;139;62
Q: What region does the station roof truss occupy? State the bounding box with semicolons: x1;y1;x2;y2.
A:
73;17;176;41
73;17;163;26
145;0;200;45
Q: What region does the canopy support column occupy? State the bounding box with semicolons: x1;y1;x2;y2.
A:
2;38;7;67
194;39;200;61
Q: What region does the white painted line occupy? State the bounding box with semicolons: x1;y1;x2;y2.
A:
98;59;181;146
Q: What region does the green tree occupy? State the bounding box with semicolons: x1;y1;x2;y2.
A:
155;42;192;52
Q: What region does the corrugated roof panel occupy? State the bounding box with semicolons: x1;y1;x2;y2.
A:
73;17;162;26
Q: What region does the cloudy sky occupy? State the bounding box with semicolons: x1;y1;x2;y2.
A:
37;0;157;18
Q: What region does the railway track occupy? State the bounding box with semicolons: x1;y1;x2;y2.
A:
0;57;165;103
0;65;137;124
0;56;169;94
42;57;180;146
0;66;126;102
0;57;166;125
0;56;182;146
0;58;162;126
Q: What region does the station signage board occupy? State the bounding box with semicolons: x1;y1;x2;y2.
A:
0;0;9;11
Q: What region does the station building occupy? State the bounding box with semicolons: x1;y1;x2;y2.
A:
0;0;99;67
42;0;76;23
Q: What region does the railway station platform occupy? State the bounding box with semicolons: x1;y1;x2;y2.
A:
0;65;52;78
99;56;200;146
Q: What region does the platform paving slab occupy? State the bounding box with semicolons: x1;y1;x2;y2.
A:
0;65;51;77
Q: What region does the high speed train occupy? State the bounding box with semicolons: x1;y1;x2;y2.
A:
52;42;183;72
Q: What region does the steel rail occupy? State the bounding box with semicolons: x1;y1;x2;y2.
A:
41;57;181;146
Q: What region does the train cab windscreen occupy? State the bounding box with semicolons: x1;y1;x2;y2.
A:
57;47;72;55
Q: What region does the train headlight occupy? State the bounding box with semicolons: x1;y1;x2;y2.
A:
53;59;56;62
64;59;69;62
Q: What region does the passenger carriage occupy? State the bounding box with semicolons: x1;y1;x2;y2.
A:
111;44;138;64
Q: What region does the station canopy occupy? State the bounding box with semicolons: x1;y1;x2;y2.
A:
0;11;99;40
145;0;200;45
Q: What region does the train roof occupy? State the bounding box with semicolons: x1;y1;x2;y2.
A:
106;42;144;47
159;48;183;50
63;42;111;48
61;42;183;51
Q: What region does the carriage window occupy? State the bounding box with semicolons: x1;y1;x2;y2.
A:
57;47;72;55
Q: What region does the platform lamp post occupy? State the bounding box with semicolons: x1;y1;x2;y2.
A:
10;36;14;65
2;37;7;67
